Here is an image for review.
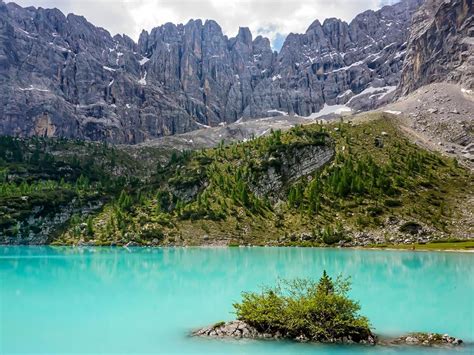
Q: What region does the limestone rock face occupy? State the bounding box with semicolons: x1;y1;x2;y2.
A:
250;144;335;201
257;0;423;117
398;0;474;95
0;0;422;143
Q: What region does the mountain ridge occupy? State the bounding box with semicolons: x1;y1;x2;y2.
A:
0;0;422;143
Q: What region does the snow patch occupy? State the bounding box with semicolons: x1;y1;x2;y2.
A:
17;27;35;39
382;42;398;51
272;74;282;81
103;66;116;72
327;61;364;74
116;52;123;65
347;86;396;104
383;110;402;115
138;71;147;85
461;88;473;95
394;50;406;59
267;109;288;116
306;104;352;118
195;121;211;129
48;42;69;52
108;79;114;87
18;85;50;92
139;57;150;66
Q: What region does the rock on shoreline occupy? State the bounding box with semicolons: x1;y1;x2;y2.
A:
387;333;463;346
193;321;463;348
193;321;272;340
193;320;377;345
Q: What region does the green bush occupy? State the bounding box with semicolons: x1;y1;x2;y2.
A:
212;321;226;328
366;206;384;217
233;271;371;342
384;199;402;207
319;225;345;245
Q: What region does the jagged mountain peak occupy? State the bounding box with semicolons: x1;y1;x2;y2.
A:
0;0;423;143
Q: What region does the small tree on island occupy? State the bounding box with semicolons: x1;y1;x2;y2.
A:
233;271;372;342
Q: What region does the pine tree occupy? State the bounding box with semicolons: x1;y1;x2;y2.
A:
86;216;94;237
317;270;334;295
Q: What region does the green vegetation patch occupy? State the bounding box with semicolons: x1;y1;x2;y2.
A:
2;113;472;246
0;136;142;239
72;114;471;246
383;240;474;251
233;271;373;342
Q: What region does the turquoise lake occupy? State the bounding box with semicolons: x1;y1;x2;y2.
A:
1;246;473;354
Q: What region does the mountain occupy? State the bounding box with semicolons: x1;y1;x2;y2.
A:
385;0;473;167
0;0;421;143
398;0;474;94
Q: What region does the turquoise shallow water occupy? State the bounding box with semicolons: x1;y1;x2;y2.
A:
0;247;473;354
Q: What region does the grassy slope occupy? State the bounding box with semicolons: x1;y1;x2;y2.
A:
375;240;474;251
53;113;472;247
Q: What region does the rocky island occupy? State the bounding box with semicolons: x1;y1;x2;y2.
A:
193;272;463;348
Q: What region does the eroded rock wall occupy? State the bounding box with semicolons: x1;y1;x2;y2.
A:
0;0;422;143
398;0;474;94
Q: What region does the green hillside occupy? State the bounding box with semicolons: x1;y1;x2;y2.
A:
0;136;142;243
1;114;472;247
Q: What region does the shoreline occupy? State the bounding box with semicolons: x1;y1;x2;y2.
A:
1;242;473;253
193;321;464;348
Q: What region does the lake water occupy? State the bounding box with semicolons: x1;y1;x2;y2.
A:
1;246;473;354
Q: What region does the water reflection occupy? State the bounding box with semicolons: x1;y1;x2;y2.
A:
1;247;473;354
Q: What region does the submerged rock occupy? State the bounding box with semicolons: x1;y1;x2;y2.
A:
388;333;463;347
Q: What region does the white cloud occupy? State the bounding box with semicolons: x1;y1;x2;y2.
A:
12;0;401;49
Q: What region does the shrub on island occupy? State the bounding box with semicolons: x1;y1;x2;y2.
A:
231;271;375;344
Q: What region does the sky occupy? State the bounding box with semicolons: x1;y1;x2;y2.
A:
12;0;399;50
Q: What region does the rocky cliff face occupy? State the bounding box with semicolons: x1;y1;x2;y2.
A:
250;144;334;201
0;0;421;143
398;0;474;94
